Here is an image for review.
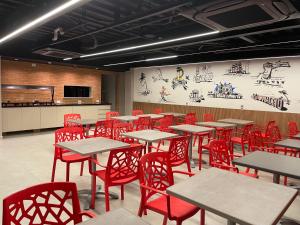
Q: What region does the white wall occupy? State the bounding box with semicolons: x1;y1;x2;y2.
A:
133;56;300;113
124;69;134;115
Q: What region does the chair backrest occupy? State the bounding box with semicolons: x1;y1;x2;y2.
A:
288;121;298;137
265;120;276;137
106;111;119;120
113;122;133;141
105;145;143;185
136;116;152;130
64;113;81;127
164;114;174;125
241;124;253;141
132;110;144;116
3;182;83;225
267;125;282;143
139;152;174;198
168;136;189;166
153;108;163;114
203;113;214;122
184;113;197;125
94;120;114;138
249;130;265;152
209;140;232;170
216;128;233;143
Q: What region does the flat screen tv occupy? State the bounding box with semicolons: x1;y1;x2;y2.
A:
64;86;91;98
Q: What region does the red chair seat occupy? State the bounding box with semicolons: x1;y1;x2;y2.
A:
94;169;138;184
147;195;199;220
231;137;242;143
62;153;90;162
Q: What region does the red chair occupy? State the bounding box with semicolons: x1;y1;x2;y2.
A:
154;115;174;132
138;152;205;225
260;120;276;138
64;113;82;127
93;120;114;139
288;121;299;138
136;116;152;131
106;111;119;120
51;127;90;182
2;182;95;225
203;113;214;122
153;108;163;114
113;122;134;142
184;112;197;125
231;124;253;156
132;109;144;116
209;140;257;178
89;145;143;211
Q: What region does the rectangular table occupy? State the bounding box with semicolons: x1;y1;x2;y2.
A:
111;115;138;122
196;121;237;128
167;168;298;225
137;114;164;119
218;118;254;126
68;119;103;135
275;139;300;150
169;124;215;168
293;133;300;140
57;137;130;208
160;112;186;117
78;208;150;225
122;129;178;152
233;151;300;183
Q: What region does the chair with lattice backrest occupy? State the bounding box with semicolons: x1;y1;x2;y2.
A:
288;121;299;138
64;113;82;127
2;182;95;225
138;152;205;225
89;145;143;211
153;108;163;114
184;112;197;125
51;127;90;182
231;124;253;156
106;111;119;120
203;113;214;122
135;116;152;131
132;110;144;116
260;120;276;138
93;120;114;139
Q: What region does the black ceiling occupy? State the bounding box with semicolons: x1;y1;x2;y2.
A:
1;0;300;71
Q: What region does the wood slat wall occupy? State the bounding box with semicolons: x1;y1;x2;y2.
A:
133;102;300;135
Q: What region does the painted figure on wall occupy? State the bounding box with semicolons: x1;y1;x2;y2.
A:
224;61;249;76
252;90;290;111
255;60;290;87
189;89;205;103
172;66;189;90
160;86;171;102
208;82;243;99
194;65;213;83
138;72;151;96
152;68;168;83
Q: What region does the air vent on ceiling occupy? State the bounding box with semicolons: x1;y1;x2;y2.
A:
180;0;299;31
33;48;81;59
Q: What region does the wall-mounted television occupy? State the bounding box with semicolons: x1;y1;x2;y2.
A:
64;86;91;98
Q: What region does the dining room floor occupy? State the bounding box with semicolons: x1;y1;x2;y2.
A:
1;130;300;225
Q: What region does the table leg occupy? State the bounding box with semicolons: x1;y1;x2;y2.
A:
188;133;195;168
148;141;152;153
273;173;280;184
227;220;236;225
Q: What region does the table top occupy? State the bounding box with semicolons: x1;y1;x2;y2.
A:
233;151;300;179
167;168;298;225
275;139;300;150
111;115;138;122
293;133;300;139
56;137;130;156
170;124;215;134
196;121;237;128
137;114;164;119
68;119;102;125
160;112;186;117
218;118;254;126
78;208;150;225
122;129;178;142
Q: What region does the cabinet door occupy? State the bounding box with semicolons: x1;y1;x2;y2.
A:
41;107;58;128
2;108;22;132
21;107;41;130
97;105;111;119
56;106;73;127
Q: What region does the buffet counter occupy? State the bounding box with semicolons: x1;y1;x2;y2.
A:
1;104;111;133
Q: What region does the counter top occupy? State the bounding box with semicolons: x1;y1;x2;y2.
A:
2;103;111;108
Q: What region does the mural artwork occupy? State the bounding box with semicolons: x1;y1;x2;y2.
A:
255;60;290;87
152;68;168;83
208;82;243;99
160;86;171;102
189;89;205;103
252;90;290;111
138;72;151;96
171;66;189;90
224;61;249;76
194;65;213;83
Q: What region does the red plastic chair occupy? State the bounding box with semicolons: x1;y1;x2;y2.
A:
113;122;134;142
231;124;253;156
64;113;82;127
260;120;276;138
93;120;114;139
203;113;214;122
89;145;143;211
138;152;205;225
288;121;299;138
51;127;90;182
2;182;95;225
132;109;144;116
184;112;197;125
136;116;152;131
106;111;119;120
153;108;163;114
209;140;257;178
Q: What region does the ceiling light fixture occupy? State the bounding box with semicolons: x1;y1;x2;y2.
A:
104;55;178;66
66;30;219;60
0;0;86;45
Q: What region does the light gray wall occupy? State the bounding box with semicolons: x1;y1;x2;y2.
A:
124;69;134;115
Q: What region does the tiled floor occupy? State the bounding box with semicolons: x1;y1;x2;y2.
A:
1;131;300;224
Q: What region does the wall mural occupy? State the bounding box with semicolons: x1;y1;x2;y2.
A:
133;56;300;113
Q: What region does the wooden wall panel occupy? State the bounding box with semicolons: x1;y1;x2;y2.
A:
133;102;300;135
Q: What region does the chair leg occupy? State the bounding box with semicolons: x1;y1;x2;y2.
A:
121;185;125;200
66;163;70;182
105;185;110;212
198;137;203;170
193;135;198;146
138;201;144;217
200;209;205;225
80;162;84;176
284;176;288;185
241;143;245;156
51;158;57;182
163;215;168;225
176;220;182;225
90;175;97;209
